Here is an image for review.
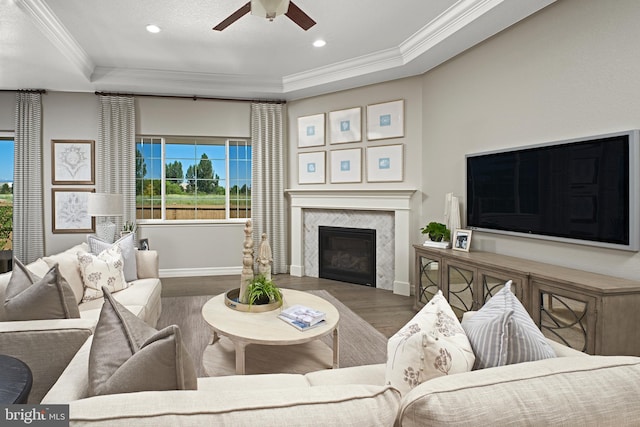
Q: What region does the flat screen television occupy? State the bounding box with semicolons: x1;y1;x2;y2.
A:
466;130;640;251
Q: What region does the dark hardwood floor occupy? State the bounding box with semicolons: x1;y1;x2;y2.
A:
162;274;416;338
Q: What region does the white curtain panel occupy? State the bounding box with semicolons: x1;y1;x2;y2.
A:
13;92;44;263
97;96;136;231
251;102;287;274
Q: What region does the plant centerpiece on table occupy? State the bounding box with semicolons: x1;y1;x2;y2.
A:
245;274;283;308
421;221;451;242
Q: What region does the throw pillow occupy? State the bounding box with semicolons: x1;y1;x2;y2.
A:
461;281;556;369
43;251;85;304
78;246;129;302
386;290;475;396
4;258;80;321
89;287;197;396
87;233;138;282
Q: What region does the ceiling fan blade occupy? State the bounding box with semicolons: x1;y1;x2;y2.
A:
285;1;316;31
213;2;251;31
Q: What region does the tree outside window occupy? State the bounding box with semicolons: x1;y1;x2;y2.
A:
135;137;250;220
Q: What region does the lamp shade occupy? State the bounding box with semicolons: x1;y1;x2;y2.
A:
251;0;290;19
87;193;123;217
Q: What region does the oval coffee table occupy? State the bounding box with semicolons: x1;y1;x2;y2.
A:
202;288;339;375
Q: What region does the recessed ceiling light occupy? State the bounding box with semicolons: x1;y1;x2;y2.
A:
146;24;161;34
313;39;326;48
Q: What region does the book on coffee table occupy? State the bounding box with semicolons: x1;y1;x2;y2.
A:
279;304;326;326
278;315;326;331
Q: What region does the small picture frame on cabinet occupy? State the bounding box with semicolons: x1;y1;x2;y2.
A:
452;229;473;252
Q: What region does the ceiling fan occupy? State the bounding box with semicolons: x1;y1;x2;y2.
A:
213;0;316;31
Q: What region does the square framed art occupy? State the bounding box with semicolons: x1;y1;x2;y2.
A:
366;100;404;141
298;151;326;184
52;140;95;185
52;188;95;233
329;107;362;144
297;113;326;148
330;148;361;183
366;144;404;182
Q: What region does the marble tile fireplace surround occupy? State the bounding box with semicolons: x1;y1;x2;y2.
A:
286;189;416;296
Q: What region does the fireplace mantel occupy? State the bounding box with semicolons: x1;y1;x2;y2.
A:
286;189;417;296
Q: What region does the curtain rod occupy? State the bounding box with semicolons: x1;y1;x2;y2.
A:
0;89;47;94
94;91;286;104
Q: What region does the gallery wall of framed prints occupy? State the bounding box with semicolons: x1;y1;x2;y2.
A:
296;99;405;184
50;139;96;233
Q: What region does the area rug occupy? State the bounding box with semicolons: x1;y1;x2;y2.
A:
156;290;388;377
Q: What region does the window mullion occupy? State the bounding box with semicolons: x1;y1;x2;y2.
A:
161;137;166;220
225;140;230;220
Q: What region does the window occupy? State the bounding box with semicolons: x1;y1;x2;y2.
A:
0;137;13;251
135;137;251;221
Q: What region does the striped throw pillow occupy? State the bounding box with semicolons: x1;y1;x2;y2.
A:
461;281;556;369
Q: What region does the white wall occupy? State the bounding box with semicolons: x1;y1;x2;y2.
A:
421;0;640;279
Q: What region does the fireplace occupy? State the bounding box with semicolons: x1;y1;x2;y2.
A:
319;226;376;287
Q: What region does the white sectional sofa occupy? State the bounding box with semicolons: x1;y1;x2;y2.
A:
0;242;162;403
42;337;640;426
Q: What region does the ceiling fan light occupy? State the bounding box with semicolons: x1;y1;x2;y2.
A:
251;0;290;19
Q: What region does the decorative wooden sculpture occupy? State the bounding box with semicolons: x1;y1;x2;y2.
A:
239;219;254;303
256;233;273;280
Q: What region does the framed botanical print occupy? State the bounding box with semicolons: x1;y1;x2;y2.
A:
366;100;404;141
52;188;95;233
298;151;326;184
366;144;404;182
330;148;361;183
329;107;362;144
52;140;95;185
297;114;326;148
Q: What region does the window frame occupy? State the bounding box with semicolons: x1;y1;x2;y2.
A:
135;136;251;224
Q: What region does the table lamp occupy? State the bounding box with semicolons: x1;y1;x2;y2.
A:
87;193;123;243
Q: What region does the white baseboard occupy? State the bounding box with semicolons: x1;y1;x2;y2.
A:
159;266;242;278
393;280;411;296
290;264;304;277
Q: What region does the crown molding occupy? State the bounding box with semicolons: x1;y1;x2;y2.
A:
16;0;94;80
15;0;556;100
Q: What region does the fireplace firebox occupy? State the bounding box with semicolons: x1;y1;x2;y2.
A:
318;226;376;287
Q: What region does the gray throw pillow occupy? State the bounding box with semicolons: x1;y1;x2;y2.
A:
4;258;80;321
87;233;138;282
461;281;556;369
89;287;197;396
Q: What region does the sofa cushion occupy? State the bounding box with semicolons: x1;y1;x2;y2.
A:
88;233;137;282
386;290;474;396
397;355;640;427
89;287;196;396
43;251;85;304
461;281;555;369
68;385;401;427
4;259;80;321
78;246;129;302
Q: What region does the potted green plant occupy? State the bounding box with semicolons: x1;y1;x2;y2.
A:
245;274;283;308
420;221;451;242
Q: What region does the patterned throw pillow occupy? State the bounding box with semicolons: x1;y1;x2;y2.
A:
87;233;138;282
386;291;475;396
89;287;197;396
4;258;80;320
78;245;129;302
461;281;556;369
